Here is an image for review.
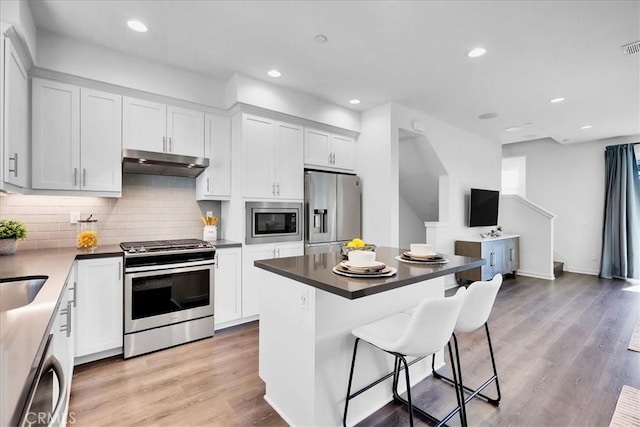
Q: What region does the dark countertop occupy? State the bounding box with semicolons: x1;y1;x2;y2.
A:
0;245;123;427
254;247;485;299
211;239;242;249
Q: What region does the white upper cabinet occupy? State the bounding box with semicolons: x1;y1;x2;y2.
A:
167;106;205;158
32;79;80;190
2;31;29;189
276;121;305;199
242;114;303;200
123;97;204;158
304;127;355;171
32;78;121;193
80;89;122;192
196;113;231;200
122;97;166;153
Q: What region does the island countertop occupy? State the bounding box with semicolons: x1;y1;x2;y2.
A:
254;246;485;299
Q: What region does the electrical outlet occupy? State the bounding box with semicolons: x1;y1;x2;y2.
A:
70;211;80;224
206;211;213;218
299;290;309;310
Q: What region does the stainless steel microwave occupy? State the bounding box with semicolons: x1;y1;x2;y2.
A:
246;202;302;244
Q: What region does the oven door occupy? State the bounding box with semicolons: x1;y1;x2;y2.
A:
246;202;302;244
124;263;214;334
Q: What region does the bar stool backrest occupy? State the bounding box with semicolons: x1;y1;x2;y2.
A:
455;274;503;333
391;287;467;357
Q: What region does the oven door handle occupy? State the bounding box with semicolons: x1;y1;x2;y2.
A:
125;259;215;274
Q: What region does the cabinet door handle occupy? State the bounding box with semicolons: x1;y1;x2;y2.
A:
206;177;210;192
332;153;336;164
215;253;219;269
73;168;78;186
82;169;87;187
69;282;77;307
276;183;280;196
510;248;513;261
118;261;122;281
272;248;276;258
277;248;280;257
272;182;276;195
168;137;172;152
490;252;495;267
163;136;167;152
66;300;72;337
328;153;332;165
8;153;18;176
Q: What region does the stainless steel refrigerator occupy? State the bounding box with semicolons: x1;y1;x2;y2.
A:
304;170;361;254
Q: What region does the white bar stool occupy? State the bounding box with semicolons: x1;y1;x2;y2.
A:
431;273;503;423
342;287;467;427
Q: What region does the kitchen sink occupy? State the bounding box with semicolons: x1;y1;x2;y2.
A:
0;276;48;311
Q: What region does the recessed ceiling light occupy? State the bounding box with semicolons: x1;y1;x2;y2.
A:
549;97;565;103
314;34;328;43
267;70;282;78
468;47;487;58
349;99;361;105
505;126;521;132
478;112;498;119
580;125;593;129
127;19;148;33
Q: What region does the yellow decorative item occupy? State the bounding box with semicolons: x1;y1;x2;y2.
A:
77;216;98;249
201;215;218;226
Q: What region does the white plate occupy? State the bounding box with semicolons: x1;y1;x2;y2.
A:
333;266;397;278
405;251;440;259
395;255;449;265
341;260;386;270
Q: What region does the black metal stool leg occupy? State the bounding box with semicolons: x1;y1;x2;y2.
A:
399;355;414;427
343;338;360;427
450;335;467;427
484;323;502;404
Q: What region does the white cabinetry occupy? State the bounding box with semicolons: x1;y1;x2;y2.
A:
1;26;29;190
242;242;304;317
197;114;231;200
242;114;303;199
75;257;123;363
52;265;75;424
32;79;122;194
123;97;204;158
214;246;242;327
454;235;520;282
304;128;355;171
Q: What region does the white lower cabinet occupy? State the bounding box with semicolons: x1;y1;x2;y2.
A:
214;246;242;327
242;242;304;318
74;257;123;363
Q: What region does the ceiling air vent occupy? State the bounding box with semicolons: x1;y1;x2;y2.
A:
622;40;640;55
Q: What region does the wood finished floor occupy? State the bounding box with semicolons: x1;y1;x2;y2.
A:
69;273;640;426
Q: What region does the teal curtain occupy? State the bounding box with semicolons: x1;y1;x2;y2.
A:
600;143;640;279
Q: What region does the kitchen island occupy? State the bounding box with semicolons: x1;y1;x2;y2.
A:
254;247;484;426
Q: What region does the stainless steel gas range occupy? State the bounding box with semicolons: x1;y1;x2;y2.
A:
120;239;216;358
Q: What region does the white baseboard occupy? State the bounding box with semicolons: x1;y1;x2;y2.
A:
517;270;555;280
565;267;599;276
214;314;259;331
74;347;122;366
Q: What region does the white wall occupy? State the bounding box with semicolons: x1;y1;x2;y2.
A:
358;103;501;262
502;135;639;275
399;194;427;249
226;74;360;132
1;0;37;61
35;30;226;108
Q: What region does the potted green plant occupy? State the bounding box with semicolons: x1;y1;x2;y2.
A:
0;218;27;255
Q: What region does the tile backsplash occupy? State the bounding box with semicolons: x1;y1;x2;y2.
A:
0;174;221;251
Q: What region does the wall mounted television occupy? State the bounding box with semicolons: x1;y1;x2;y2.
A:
469;188;500;227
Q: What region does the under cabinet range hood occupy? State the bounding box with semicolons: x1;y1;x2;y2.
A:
122;149;209;178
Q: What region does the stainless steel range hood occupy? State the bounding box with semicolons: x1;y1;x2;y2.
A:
122;149;209;178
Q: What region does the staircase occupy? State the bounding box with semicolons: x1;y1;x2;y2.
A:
553;261;564;277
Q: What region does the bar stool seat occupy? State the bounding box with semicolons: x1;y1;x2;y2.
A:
343;287;467;427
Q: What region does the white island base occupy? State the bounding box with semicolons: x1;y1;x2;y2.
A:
259;274;446;426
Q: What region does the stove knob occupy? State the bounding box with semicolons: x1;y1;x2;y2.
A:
129;248;136;253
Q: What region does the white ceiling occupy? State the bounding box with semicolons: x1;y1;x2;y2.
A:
28;0;640;145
